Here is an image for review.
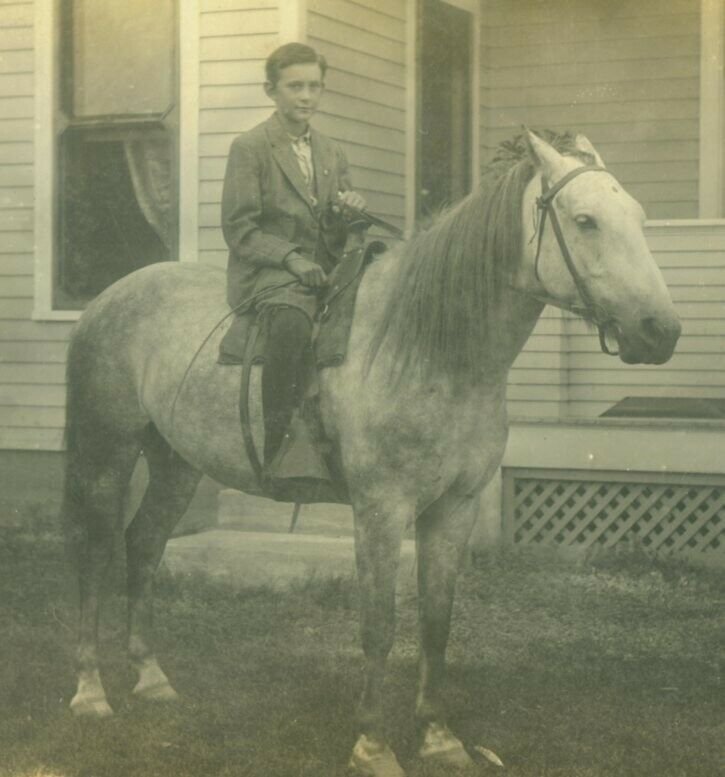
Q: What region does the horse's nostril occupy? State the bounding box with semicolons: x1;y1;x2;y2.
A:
641;316;664;345
640;316;681;353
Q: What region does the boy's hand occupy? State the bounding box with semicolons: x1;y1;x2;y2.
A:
284;253;327;287
337;190;367;212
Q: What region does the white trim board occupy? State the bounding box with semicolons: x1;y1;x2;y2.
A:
179;0;200;264
32;0;58;321
504;420;725;476
280;0;307;43
404;0;416;236
699;0;724;218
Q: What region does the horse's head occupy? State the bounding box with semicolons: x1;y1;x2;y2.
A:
513;130;680;365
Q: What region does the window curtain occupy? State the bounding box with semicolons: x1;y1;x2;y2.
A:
124;138;172;251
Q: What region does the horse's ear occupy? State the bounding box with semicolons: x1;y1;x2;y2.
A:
574;134;605;168
524;130;569;180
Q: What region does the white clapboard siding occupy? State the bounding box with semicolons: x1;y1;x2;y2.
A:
508;305;567;419
482;0;696;29
0;1;67;450
0;340;68;363
307;0;406;232
479;0;700;222
0;360;65;395
198;0;281;268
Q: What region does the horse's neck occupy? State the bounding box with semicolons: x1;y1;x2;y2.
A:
348;247;399;354
488;286;546;373
349;247;545;391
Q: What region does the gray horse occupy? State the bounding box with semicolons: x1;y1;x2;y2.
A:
62;131;680;776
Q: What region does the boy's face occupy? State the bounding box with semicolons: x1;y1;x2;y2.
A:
265;62;324;131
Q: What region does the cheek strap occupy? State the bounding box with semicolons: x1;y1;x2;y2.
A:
532;165;619;356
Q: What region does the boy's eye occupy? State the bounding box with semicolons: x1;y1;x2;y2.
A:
286;82;322;91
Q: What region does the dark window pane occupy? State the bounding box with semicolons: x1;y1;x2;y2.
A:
56;128;172;309
418;0;472;217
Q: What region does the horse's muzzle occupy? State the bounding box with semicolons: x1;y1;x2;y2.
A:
618;314;681;365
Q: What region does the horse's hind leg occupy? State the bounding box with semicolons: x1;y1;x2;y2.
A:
65;433;141;718
125;425;202;702
415;490;479;768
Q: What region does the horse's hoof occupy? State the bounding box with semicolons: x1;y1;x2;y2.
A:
348;734;406;777
419;723;473;769
132;680;180;702
70;694;114;718
132;658;179;702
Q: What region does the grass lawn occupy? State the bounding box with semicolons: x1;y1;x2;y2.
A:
1;519;723;777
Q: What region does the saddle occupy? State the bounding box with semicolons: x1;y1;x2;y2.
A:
218;239;386;505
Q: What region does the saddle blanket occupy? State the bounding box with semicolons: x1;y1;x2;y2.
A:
218;241;385;368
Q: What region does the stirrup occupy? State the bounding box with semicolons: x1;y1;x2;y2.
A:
264;409;332;482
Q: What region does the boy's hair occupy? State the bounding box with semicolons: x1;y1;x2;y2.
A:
265;43;327;86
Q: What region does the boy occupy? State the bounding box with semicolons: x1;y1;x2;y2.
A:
221;43;366;473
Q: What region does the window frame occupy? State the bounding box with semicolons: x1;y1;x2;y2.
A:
33;0;199;321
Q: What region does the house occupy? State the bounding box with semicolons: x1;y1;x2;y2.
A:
1;0;722;558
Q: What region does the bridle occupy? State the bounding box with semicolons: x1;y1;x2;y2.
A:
532;164;619;356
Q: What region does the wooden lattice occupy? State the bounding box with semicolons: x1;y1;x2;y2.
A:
510;475;724;554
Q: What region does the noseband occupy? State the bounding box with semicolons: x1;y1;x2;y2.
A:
532;164;619;356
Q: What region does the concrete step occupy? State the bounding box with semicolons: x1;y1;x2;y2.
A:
164;529;418;592
217;489;355;537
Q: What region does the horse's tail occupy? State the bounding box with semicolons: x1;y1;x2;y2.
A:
62;332;80;464
61;323;115;560
61;326;91;561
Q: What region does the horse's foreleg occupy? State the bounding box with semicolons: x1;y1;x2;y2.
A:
415;490;479;768
349;499;410;777
66;440;140;718
125;428;202;702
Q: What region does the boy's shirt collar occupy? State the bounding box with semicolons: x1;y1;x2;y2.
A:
287;128;311;144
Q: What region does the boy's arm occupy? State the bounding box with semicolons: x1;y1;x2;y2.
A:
221;136;301;268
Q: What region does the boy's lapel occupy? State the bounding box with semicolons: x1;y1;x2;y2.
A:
265;114;316;213
310;129;336;210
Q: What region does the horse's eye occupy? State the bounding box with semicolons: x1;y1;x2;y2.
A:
575;214;597;230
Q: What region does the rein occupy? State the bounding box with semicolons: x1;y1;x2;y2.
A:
532;164;619;356
168;280;298;433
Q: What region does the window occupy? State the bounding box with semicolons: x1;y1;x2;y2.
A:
417;0;474;217
54;0;178;310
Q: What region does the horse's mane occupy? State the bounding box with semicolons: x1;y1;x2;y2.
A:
366;130;592;389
